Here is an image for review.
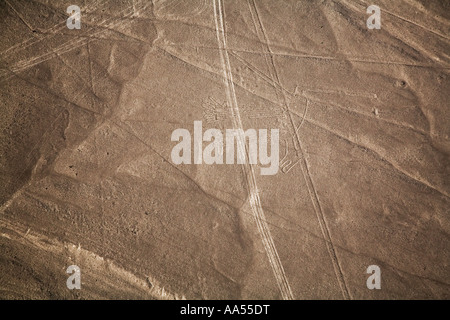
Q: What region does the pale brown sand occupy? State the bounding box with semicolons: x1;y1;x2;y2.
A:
1;0;449;299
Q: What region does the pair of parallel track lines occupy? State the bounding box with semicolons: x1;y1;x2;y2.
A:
213;0;350;300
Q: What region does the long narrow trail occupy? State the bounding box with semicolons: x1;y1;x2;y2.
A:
212;0;294;300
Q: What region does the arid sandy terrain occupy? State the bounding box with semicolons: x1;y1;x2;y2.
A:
1;0;449;299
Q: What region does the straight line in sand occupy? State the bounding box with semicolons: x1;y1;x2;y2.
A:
212;0;294;300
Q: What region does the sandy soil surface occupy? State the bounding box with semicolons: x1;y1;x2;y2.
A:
1;0;449;299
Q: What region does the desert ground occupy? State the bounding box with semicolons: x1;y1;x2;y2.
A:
0;0;449;299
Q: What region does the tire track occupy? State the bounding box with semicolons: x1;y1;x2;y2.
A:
247;0;351;299
212;0;294;300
